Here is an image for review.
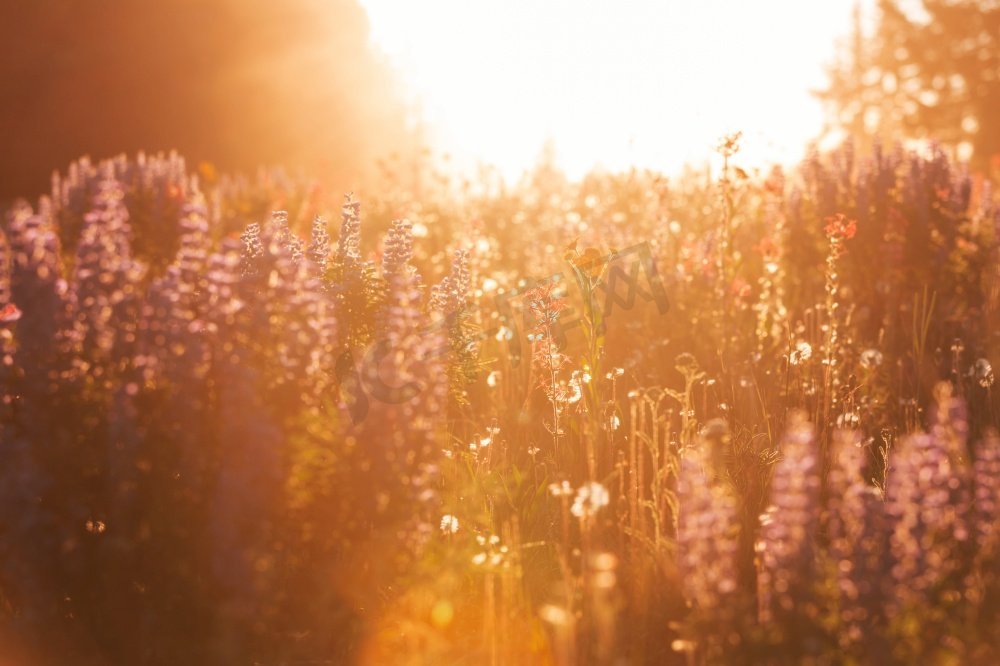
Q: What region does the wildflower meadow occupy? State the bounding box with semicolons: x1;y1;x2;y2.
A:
1;135;998;666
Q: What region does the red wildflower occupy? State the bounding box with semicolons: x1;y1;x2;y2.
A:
0;303;22;324
824;214;857;241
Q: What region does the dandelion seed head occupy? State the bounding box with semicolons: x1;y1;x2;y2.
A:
790;341;812;365
571;482;610;519
860;348;883;369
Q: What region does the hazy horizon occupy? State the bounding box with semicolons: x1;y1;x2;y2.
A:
362;0;873;180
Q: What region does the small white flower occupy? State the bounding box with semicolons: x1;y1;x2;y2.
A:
472;533;506;567
548;480;573;497
439;514;459;535
836;412;860;429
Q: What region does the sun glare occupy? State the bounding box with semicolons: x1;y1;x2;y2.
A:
361;0;867;179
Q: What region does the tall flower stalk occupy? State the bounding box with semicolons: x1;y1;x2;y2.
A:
526;281;571;456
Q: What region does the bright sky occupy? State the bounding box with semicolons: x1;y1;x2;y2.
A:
360;0;868;180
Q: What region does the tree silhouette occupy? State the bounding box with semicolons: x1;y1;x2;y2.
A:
820;0;1000;169
0;0;412;201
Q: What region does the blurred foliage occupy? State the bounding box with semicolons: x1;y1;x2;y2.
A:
820;1;1000;170
0;0;417;202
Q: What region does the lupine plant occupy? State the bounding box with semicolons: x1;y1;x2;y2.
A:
0;141;999;665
